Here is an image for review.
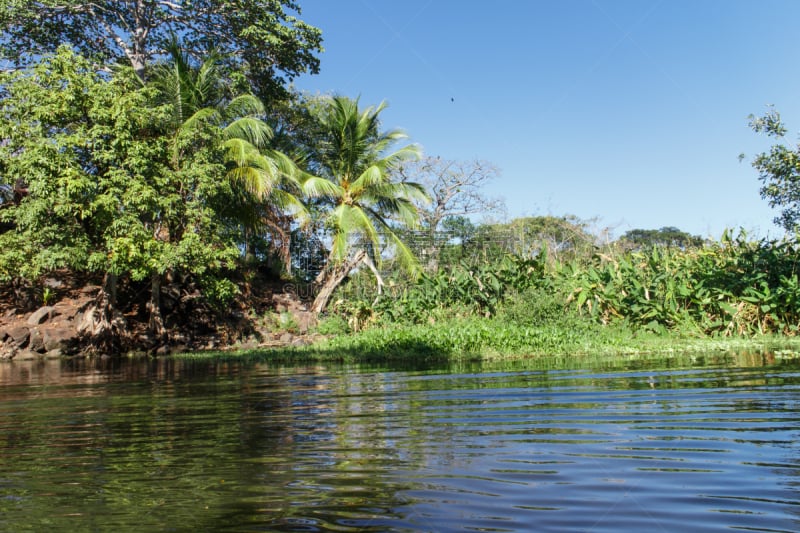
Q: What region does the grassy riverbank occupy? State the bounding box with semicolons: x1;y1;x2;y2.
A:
174;317;800;365
174;233;800;365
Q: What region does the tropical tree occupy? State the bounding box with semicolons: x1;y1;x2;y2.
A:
619;227;704;251
304;96;428;314
0;46;313;346
748;107;800;233
143;40;307;334
151;38;307;234
0;0;322;99
472;215;598;265
0;47;242;347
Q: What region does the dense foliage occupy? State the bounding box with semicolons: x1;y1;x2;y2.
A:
0;48;248;281
322;226;800;358
0;42;430;346
0;0;322;100
749;108;800;232
619;226;705;250
568;230;800;335
0;48;252;337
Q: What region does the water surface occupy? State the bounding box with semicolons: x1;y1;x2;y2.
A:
1;353;799;532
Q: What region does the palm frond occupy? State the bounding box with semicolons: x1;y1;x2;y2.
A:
350;165;385;196
223;116;272;148
369;129;409;157
193;48;223;109
392;180;431;204
181;107;220;132
370;198;421;229
382;143;422;168
265;149;301;186
223;137;259;167
373;217;422;278
329;205;351;262
329;203;379;262
226;166;275;199
225;94;266;121
309;95;426;272
301;175;341;199
270;188;311;226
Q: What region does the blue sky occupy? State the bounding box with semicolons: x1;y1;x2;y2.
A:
292;0;800;239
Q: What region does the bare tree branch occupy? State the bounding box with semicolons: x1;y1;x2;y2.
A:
394;156;505;271
396;156;505;232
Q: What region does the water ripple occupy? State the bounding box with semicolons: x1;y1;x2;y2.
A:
1;358;800;531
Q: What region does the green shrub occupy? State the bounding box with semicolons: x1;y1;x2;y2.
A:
499;285;579;328
565;231;800;336
330;230;800;348
201;276;240;311
316;314;351;335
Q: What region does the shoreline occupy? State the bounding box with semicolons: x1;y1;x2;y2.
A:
3;276;800;365
0;271;319;361
169;329;800;366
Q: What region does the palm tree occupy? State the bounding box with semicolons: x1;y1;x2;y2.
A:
219;99;310;270
151;38;301;204
305;95;428;314
145;38;307;336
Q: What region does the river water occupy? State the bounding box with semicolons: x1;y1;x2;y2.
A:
1;352;799;532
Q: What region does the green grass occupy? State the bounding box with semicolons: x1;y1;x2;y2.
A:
173;315;800;366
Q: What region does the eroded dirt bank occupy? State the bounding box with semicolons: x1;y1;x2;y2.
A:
0;270;322;360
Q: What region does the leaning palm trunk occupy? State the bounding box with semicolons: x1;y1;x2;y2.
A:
311;250;385;314
305;96;427;313
312;250;366;314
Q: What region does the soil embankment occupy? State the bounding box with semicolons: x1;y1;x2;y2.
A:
0;271;321;360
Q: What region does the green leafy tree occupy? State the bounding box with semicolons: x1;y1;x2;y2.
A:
748;107;800;232
0;48;158;339
437;215;477;264
0;0;322;98
473;215;597;265
304;96;428;313
620;227;704;250
143;40;305;336
0;47;241;345
149;39;308;273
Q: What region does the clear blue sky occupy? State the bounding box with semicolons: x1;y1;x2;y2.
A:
292;0;800;239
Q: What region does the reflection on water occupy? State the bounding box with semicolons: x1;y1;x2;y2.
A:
1;353;799;532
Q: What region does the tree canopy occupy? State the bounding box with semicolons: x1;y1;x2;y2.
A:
473;215;597;263
749;108;800;233
0;47;255;339
619;227;704;250
0;0;322;99
395;156;504;233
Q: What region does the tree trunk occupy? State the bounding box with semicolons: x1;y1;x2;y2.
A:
360;253;385;304
264;218;293;276
130;54;147;82
243;228;256;265
148;272;166;340
311;250;366;314
311;250;388;313
78;272;118;348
